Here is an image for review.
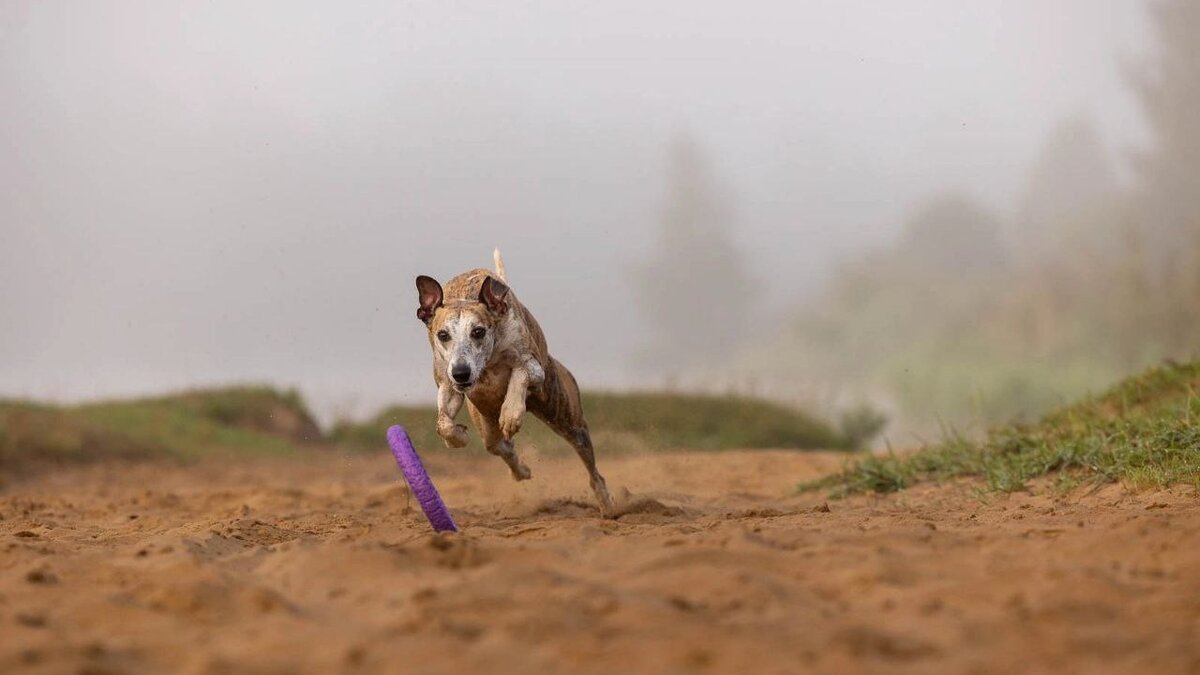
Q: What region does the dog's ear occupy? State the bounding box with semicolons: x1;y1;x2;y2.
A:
479;276;509;313
416;275;443;324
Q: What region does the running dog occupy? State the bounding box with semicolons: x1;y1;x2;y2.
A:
414;250;613;515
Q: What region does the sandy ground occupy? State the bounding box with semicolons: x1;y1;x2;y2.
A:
2;448;1199;675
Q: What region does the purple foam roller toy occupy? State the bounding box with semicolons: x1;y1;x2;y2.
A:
387;425;459;533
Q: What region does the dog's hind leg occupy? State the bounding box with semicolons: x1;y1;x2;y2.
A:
564;425;613;516
532;360;613;516
467;400;531;481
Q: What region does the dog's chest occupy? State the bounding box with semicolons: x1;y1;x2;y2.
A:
466;360;513;415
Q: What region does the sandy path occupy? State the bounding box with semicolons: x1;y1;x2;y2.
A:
2;449;1199;674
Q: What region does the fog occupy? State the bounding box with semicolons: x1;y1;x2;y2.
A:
0;2;1155;427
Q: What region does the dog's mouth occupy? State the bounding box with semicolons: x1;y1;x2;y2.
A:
451;382;475;394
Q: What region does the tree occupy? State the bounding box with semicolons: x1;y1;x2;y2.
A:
633;135;753;376
1014;115;1118;263
894;193;1007;280
1129;0;1200;354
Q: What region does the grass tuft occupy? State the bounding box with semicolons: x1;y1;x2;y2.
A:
799;360;1200;497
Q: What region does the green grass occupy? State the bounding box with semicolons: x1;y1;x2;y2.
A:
333;391;856;454
800;360;1200;497
0;386;322;467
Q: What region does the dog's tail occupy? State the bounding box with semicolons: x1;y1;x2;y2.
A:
493;248;508;282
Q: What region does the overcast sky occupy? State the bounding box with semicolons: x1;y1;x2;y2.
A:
0;1;1151;420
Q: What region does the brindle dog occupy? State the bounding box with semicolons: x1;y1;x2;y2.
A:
415;250;613;515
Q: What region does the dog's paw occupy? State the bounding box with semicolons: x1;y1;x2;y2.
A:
438;423;469;448
510;462;532;481
593;481;616;518
499;402;525;439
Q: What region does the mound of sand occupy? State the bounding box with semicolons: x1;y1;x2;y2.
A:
2;450;1198;674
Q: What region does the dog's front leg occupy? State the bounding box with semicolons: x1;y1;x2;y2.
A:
499;368;529;440
500;357;543;440
436;382;469;448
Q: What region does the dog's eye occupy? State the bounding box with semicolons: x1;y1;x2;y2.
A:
436;330;450;342
471;327;487;340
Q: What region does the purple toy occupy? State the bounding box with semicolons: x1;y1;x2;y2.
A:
386;425;459;533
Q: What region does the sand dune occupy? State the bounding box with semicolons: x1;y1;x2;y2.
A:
2;450;1198;674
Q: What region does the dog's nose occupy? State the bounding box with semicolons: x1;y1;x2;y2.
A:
451;364;472;385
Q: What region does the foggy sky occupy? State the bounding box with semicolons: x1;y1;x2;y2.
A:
0;1;1150;421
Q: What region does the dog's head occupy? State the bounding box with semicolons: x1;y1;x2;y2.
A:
415;274;509;393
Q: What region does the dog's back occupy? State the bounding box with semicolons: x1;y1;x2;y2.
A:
442;248;507;300
440;268;499;305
